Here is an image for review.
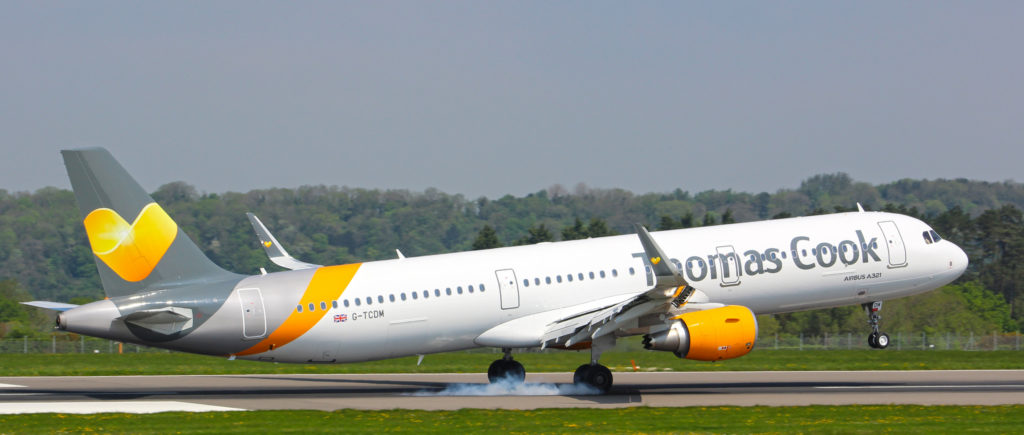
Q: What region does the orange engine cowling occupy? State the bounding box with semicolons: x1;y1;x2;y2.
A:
642;305;758;361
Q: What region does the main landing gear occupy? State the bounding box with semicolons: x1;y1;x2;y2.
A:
488;348;525;383
487;335;617;394
573;364;613;393
572;334;616;393
863;301;890;349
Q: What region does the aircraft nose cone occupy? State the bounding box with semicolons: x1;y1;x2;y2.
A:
951;243;969;275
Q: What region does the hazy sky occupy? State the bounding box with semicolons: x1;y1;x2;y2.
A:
2;2;1021;198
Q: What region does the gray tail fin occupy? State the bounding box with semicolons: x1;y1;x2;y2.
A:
62;147;237;298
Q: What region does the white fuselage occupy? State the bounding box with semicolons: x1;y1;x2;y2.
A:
226;211;967;363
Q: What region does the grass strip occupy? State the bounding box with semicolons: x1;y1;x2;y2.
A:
0;350;1020;377
0;405;1021;434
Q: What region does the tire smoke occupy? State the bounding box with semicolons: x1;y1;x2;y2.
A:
409;374;602;396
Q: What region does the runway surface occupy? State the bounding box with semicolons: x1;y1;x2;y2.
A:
2;370;1023;413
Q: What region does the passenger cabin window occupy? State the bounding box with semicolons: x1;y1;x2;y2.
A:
578;273;584;281
600;271;606;278
545;277;552;284
378;295;384;304
355;299;361;306
423;290;429;299
401;293;407;301
320;302;327;310
446;288;452;296
389;294;396;302
435;289;441;297
556;275;562;283
567;274;573;282
535;278;541;285
589;272;595;279
296;304;303;313
332;301;338;309
612;269;618;277
308;303;315;311
480;284;485;292
628;267;635;275
344;299;350;307
412;292;418;300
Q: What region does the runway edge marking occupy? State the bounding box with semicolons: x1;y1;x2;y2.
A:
0;401;247;414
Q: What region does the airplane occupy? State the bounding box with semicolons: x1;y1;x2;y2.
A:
26;148;968;393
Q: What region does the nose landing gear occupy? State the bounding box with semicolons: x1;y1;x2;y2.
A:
864;301;890;349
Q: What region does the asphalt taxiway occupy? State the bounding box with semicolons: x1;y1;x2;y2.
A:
1;370;1023;413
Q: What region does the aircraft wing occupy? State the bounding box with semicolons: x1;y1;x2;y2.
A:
246;213;321;270
539;225;698;347
476;224;708;349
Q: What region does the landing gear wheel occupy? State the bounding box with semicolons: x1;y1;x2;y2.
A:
875;332;890;349
487;359;525;384
573;364;590;384
573;364;613;393
868;332;878;348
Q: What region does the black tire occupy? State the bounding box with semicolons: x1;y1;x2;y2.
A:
875;332;890;349
573;364;591;384
506;360;526;383
488;359;526;383
867;332;878;349
582;364;613;393
487;359;508;383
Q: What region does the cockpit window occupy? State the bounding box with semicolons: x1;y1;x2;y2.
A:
922;231;933;244
930;230;942;242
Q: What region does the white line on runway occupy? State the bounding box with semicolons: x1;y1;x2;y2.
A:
815;385;1024;389
0;383;26;388
0;401;246;414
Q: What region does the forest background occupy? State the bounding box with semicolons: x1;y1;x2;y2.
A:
1;173;1022;340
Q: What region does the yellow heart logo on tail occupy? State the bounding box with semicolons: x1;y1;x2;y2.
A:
83;203;178;282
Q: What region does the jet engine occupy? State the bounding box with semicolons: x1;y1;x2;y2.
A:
642;305;757;361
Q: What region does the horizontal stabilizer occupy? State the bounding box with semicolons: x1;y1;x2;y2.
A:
246;213;321;270
120;307;194;336
22;301;79;312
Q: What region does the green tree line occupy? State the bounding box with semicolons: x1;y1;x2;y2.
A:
1;173;1023;338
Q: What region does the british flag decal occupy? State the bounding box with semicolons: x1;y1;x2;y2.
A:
334;314;347;323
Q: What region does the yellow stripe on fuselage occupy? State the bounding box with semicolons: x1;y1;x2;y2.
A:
235;263;361;356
